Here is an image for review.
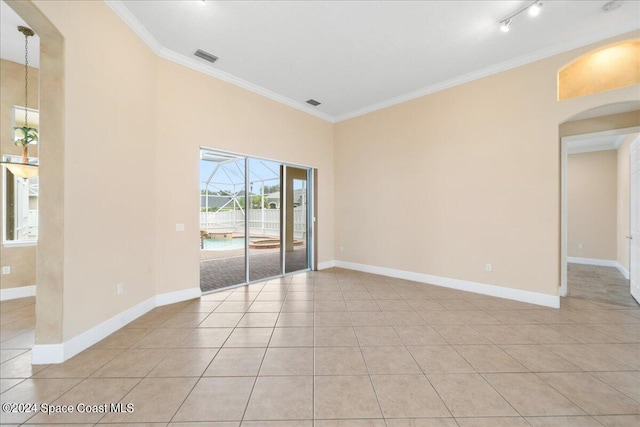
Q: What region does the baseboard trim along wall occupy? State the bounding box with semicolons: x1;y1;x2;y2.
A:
567;256;617;267
318;260;336;270
616;263;630;280
0;285;36;301
32;287;202;365
567;257;630;279
334;260;560;309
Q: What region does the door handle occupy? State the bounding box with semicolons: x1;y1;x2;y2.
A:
627;235;633;240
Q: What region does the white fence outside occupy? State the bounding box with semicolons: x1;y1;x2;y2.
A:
200;207;306;239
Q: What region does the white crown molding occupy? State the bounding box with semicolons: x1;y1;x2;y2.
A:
335;22;640;122
104;0;334;124
104;0;163;54
334;260;560;308
106;1;637;125
0;285;36;301
32;287;201;365
565;127;640;153
156;47;336;123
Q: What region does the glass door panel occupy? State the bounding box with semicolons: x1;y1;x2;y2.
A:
199;150;246;291
285;166;310;274
248;158;283;282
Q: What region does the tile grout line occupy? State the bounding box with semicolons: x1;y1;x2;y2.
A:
164;283;238;425
348;276;389;422
238;275;290;424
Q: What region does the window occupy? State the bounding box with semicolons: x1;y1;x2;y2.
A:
3;107;39;245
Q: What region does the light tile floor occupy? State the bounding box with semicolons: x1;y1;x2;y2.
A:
1;268;639;426
567;263;637;308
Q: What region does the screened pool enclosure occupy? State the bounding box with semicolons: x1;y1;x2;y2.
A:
199;149;313;291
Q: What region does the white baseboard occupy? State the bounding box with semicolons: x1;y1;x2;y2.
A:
32;287;201;365
156;287;201;306
31;344;65;364
318;260;336;270
616;262;630;280
567;257;630;279
567;257;617;267
334;260;560;308
0;285;36;301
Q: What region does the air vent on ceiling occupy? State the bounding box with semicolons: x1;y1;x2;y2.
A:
603;1;622;12
306;99;321;106
194;49;219;64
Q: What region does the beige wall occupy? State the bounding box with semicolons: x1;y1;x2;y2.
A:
12;0;640;350
33;0;158;340
334;31;639;296
567;150;617;260
617;134;637;271
155;59;334;295
0;59;39;290
19;0;333;344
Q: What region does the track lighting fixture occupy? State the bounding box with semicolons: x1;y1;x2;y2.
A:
528;1;542;17
499;1;543;33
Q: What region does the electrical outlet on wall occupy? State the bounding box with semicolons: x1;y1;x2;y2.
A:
578;243;583;250
340;246;344;252
486;263;492;272
1;266;10;275
117;284;124;295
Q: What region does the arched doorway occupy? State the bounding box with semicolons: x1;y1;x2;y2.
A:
4;0;66;363
559;101;639;306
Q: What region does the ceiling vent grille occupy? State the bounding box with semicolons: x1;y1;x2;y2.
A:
306;99;321;106
194;49;219;64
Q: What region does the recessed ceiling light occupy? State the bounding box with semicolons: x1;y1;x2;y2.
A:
194;49;218;64
306;99;321;106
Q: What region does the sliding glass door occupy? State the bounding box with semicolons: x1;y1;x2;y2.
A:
199;152;247;292
284;166;310;274
200;149;313;292
248;158;282;282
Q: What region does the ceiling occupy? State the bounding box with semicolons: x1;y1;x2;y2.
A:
111;0;639;122
566;130;638;154
1;1;638;122
0;0;40;68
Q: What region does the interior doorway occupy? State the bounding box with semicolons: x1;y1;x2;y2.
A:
560;127;639;307
630;136;639;303
199;148;314;292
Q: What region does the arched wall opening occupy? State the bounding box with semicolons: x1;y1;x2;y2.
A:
559;102;640;298
6;0;65;358
558;39;640;101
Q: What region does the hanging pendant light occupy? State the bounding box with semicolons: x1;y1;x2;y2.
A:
2;26;38;179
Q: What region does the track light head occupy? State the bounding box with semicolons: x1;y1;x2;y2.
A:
500;19;512;33
529;1;542;17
